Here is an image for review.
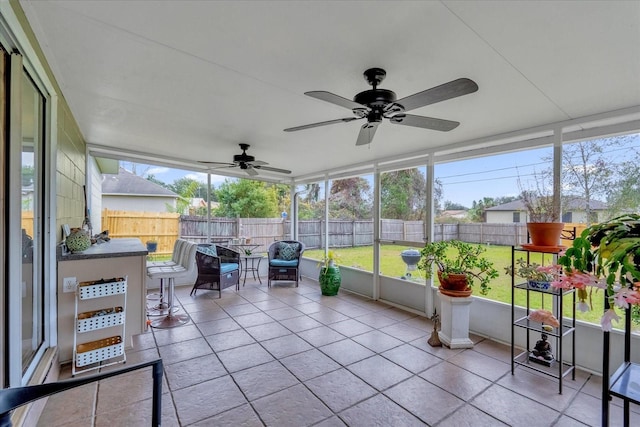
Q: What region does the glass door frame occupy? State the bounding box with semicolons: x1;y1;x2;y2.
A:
1;9;57;387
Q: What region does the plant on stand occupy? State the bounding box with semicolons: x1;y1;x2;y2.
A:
318;250;341;296
505;258;559;290
552;213;640;330
419;240;498;349
519;174;564;248
418;240;498;297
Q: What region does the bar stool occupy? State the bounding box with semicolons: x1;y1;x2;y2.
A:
146;241;197;328
146;239;192;315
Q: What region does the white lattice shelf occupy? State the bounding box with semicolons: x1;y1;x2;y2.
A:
73;277;127;376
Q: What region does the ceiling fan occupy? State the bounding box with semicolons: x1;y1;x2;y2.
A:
284;68;478;146
199;144;291;176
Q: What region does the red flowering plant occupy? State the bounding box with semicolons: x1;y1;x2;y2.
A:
552;214;640;331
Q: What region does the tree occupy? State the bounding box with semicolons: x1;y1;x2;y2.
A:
267;183;292;216
214;179;279;218
444;201;467;210
22;165;35;186
297;199;325;220
467;197;497;222
381;169;426;220
329;177;372;219
433;178;444;215
557;136;638;224
607;148;640;215
303;183;321;203
166;178;200;215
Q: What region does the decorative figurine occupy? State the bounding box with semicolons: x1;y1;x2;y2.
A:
428;310;442;347
530;333;554;366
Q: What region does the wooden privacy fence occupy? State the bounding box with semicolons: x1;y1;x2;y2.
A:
101;210;180;257
101;209;586;255
101;210;288;255
297;220;584;248
180;216;286;254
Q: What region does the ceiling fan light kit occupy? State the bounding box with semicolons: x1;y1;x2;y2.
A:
199;144;291;176
285;68;478;146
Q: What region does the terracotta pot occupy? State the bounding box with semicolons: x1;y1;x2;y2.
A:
526;222;565;247
437;271;472;297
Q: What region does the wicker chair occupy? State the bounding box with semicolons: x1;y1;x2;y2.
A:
267;240;305;287
190;244;240;298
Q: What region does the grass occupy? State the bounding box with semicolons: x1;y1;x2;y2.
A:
305;244;605;325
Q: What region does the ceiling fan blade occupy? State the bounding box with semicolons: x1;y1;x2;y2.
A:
250;160;268;166
254;165;291;174
198;161;235;166
389;114;459;131
356;122;379;146
284;117;361;132
393;78;478;112
245;166;259;176
305;91;366;110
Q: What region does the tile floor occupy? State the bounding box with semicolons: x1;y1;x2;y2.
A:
40;278;639;426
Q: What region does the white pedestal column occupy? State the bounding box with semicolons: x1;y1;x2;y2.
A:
438;291;474;349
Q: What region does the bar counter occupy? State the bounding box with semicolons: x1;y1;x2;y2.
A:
57;238;148;362
57;237;148;261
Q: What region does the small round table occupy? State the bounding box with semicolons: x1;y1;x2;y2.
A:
241;255;264;285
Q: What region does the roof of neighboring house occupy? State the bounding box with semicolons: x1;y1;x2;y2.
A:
486;197;607;212
102;168;178;197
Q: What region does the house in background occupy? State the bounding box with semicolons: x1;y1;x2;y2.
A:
485;197;608;224
437;209;468;222
102;168;178;213
189;197;219;215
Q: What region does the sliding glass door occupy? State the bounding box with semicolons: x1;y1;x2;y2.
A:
20;71;45;373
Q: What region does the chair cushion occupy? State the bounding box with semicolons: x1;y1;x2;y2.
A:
277;242;299;261
197;245;217;257
270;259;298;267
147;264;187;279
220;263;239;273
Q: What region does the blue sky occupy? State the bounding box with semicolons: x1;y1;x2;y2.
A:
122;162;230;189
127;149;550;208
436;147;553;207
123;133;639;208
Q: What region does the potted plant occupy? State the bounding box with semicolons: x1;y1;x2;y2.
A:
552;213;640;330
520;189;565;248
418;240;498;296
505;258;559;290
318;250;341;296
146;238;158;253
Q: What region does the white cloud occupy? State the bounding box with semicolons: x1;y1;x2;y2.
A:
184;172;228;185
146;166;169;176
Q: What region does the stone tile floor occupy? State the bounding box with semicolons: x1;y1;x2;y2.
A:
40;278;640;426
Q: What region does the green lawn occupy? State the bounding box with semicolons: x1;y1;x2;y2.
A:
305;244;605;325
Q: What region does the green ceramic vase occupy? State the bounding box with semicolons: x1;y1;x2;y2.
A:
319;265;341;296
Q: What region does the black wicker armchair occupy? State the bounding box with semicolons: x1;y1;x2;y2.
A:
267;240;305;287
190;244;240;298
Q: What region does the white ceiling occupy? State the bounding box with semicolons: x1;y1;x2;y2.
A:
20;1;640;182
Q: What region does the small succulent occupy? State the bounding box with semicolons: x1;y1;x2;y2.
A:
505;258;557;282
